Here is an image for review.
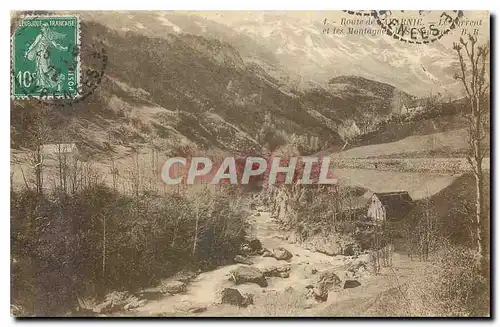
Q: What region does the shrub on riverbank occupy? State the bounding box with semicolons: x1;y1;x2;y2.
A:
402;244;489;317
11;184;247;316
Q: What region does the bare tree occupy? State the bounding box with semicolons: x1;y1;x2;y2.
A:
192;200;200;256
26;107;52;196
56;143;70;193
403;222;416;260
148;132;160;193
453;35;490;274
105;132;119;192
371;225;382;274
127;148;141;198
68;157;82;194
417;196;438;261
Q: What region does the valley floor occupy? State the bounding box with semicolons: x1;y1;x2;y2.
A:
332;168;459;200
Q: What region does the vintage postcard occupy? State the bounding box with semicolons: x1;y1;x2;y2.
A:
10;10;490;317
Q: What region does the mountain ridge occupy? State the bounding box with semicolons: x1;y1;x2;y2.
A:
11;19;462;160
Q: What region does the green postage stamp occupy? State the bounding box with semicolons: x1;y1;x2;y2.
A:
11;15;80;99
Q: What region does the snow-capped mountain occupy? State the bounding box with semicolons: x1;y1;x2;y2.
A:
190;11;480;98
83;11;488;98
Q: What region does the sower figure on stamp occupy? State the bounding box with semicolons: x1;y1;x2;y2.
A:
24;23;68;92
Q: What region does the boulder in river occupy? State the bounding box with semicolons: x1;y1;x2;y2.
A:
247;238;263;252
234;255;253;265
262;249;273;257
174;301;207;313
240;237;262;255
347;254;373;274
262;265;291;278
230;266;268;287
160;280;187;294
272;247;293;261
123;298;147;311
220;288;254;307
279;272;290;278
220;288;244;306
240;244;252;254
313;269;342;302
243;293;254;306
93;291;145;313
316;242;342;256
344;279;361;289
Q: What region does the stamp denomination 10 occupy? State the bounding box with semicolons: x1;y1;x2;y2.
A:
12;15;80;99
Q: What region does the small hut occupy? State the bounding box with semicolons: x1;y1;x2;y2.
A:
367;191;414;222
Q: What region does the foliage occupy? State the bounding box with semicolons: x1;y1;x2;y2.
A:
403;244;489;317
11;184;246;316
269;184;363;243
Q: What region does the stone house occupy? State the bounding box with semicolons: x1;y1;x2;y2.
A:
367;191;414;222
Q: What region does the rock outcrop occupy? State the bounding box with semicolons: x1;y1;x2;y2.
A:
92;291;146;314
174;302;207;314
160;280;187;294
230;266;268;287
313;269;342;302
220;288;254;307
344;279;361;289
263;265;291;278
272;247;293;261
234;255;253;265
347;254;373;274
240;237;263;255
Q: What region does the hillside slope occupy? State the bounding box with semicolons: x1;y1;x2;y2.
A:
12;20;418;158
408;172;491;246
333;128;471;159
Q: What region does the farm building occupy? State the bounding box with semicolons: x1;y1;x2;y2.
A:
367;191;414;222
41;143;79;161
